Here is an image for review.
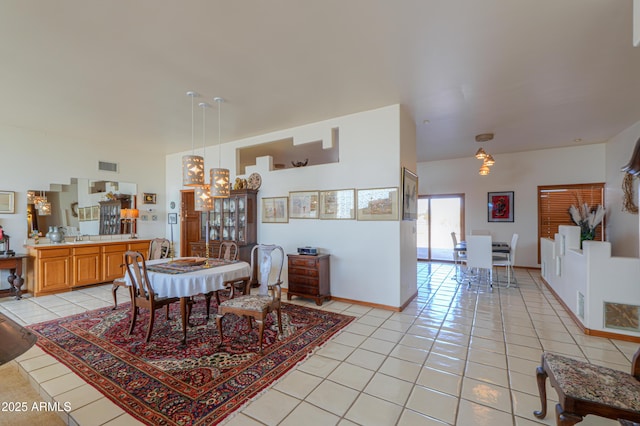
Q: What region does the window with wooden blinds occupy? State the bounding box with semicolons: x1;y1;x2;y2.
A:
538;183;604;262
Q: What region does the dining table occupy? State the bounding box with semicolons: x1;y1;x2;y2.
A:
454;241;513;286
123;257;251;345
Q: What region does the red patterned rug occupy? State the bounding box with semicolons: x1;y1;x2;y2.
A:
28;300;354;425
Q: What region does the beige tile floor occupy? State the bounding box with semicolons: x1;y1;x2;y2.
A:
1;262;637;425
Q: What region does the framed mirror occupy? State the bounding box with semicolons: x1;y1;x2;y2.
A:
28;178;137;237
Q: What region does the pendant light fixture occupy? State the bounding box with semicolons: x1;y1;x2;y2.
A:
195;102;213;212
210;97;230;198
182;91;205;187
474;133;495;176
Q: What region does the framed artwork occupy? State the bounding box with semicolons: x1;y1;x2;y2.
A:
168;213;178;224
262;197;288;223
402;168;418;220
143;193;157;204
78;207;87;222
0;191;15;213
488;191;514;222
320;189;355;220
357;187;399;221
91;205;100;220
289;191;319;219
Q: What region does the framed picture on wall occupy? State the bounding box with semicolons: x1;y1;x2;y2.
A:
319;189;355;220
0;191;15;214
488;191;514;222
289;191;319;219
143;193;157;204
357;187;399;221
402;168;418;220
262;197;288;223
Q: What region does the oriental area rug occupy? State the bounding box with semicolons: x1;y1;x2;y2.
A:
27;301;354;425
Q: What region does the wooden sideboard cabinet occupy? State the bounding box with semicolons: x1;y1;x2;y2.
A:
28;240;150;296
287;254;330;306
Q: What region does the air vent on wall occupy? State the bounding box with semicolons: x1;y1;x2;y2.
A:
98;161;119;173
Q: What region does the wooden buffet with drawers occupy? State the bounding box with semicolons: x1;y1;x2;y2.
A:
286;254;330;305
26;240;151;296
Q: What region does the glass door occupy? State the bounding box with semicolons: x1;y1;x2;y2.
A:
417;194;465;261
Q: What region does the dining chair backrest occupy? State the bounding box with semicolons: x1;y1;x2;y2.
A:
148;238;170;260
218;241;239;261
251;244;284;296
509;233;519;265
471;229;491;235
465;235;493;270
124;251;155;301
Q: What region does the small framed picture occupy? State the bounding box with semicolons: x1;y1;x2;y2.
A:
91;205;100;220
402;168;418;220
143;193;157;204
289;191;319;219
168;213;178;224
319;189;355;220
357;187;399;221
79;207;87;222
262;197;288;223
488;191;514;222
0;191;15;214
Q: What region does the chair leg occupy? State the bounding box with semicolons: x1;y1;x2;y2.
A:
205;292;213;320
112;283;120;309
128;305;138;335
533;365;548;419
276;309;283;334
257;319;264;354
555;403;583;426
146;308;156;342
215;314;224;347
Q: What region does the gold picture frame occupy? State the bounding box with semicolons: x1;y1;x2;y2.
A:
289;191;319;219
0;191;15;214
356;187;399;221
262;197;289;223
319;189;355;220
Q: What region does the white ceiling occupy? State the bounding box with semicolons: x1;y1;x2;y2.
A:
2;1;640;162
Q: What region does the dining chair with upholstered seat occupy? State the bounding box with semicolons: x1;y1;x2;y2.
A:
112;238;170;309
124;250;186;342
203;241;249;319
493;233;519;287
215;244;284;354
465;235;493;289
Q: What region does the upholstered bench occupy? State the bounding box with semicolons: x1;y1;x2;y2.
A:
534;348;640;425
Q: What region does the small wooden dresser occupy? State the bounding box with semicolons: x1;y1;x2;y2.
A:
286;254;330;305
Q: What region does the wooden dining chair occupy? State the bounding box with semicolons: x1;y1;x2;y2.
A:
215;244;284;354
124;250;185;342
112;238;170;309
203;241;248;319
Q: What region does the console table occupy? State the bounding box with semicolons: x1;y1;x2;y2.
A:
0;254;27;300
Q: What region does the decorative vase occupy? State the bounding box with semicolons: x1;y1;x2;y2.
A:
46;226;65;243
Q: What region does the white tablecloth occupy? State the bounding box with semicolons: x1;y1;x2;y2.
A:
123;258;251;298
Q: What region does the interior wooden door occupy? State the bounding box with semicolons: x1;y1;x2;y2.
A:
180;190;200;257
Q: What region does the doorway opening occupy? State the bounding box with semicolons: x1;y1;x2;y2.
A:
417;194;465;261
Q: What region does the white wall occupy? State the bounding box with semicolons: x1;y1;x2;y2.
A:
417;144;606;267
605;120;640;257
167;105;414;308
0;124;167;246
